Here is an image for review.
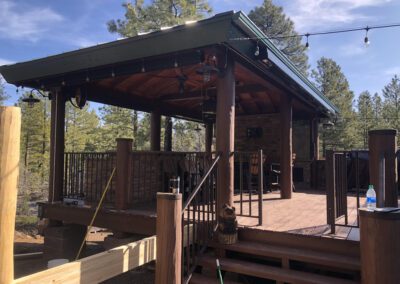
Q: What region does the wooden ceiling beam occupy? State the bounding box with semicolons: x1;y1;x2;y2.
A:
85;84;203;121
161;84;267;102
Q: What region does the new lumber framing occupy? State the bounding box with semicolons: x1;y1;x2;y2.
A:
13;236;156;284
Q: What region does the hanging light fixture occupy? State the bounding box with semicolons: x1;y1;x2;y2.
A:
305;33;310;49
364;27;370;47
22;91;40;108
196;54;220;83
254;41;260;57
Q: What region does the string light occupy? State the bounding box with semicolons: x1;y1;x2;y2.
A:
364;27;370;47
231;22;400;48
174;56;179;68
141;60;146;73
305;33;310;49
254;41;260;56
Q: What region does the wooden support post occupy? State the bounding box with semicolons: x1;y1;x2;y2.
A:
49;90;65;202
205;123;213;155
0;107;21;284
310;118;319;160
258;149;264;226
280;94;293;199
155;193;182;284
326;150;336;234
116;138;132;210
360;208;400;284
150;111;161;151
164;116;172;151
216;56;235;214
368;129;398;207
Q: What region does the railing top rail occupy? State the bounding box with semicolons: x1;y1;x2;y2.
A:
65;151;116;154
182;153;221;213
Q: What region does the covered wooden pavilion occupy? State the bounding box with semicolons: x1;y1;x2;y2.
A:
0;11;338;234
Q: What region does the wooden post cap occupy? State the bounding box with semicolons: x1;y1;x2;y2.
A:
368;129;397;136
359;207;400;220
156;192;182;200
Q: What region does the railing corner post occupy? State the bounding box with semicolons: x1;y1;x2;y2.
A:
155;192;182;284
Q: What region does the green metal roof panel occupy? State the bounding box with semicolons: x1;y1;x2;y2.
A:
231;12;338;114
0;10;338;115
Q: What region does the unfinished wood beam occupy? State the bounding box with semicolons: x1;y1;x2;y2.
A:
216;56;235;213
280;94;293;199
155;193;182;284
0;107;21;284
14;236;156;284
48;90;65;202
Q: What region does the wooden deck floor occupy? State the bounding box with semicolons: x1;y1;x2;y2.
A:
235;189;363;240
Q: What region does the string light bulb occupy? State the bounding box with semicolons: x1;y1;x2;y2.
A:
174;57;179;68
254;42;260;57
141;61;146;73
364;27;370;47
111;68;115;78
305;33;310;49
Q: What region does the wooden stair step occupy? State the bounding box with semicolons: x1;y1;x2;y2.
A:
189;273;241;284
210;241;360;271
198;255;358;284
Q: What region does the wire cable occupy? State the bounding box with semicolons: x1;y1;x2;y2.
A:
229;23;400;41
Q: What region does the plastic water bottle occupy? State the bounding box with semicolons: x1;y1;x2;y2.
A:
366;184;376;209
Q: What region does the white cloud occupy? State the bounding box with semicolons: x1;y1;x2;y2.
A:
0;58;14;66
283;0;392;31
384;66;400;76
339;42;368;57
0;1;63;41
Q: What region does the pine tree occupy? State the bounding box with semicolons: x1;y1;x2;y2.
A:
18;94;50;198
65;102;100;152
381;75;400;131
107;0;212;36
107;0;212;151
0;77;9;105
248;0;309;74
356;91;374;148
311;57;356;151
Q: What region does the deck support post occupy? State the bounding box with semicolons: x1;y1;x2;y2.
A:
310;118;319;160
150;110;161;151
164;116;172;151
116;138;132;210
368;129;398;207
0;107;21;284
360;208;400;283
205;123;213;155
216;56;235;215
155;193;182;284
49;90;65;203
280;94;293;199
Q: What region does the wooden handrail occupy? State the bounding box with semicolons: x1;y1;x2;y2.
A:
182;153;221;212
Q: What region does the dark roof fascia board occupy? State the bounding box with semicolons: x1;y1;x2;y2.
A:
231;12;339;115
0;12;234;85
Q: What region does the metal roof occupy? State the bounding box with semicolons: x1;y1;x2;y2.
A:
0;11;338;115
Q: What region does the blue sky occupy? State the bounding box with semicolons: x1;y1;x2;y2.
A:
1;0;400;107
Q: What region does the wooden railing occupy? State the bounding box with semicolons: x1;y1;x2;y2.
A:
326;150;365;233
63;151;212;208
181;153;220;283
234;150;264;225
63;152;116;206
